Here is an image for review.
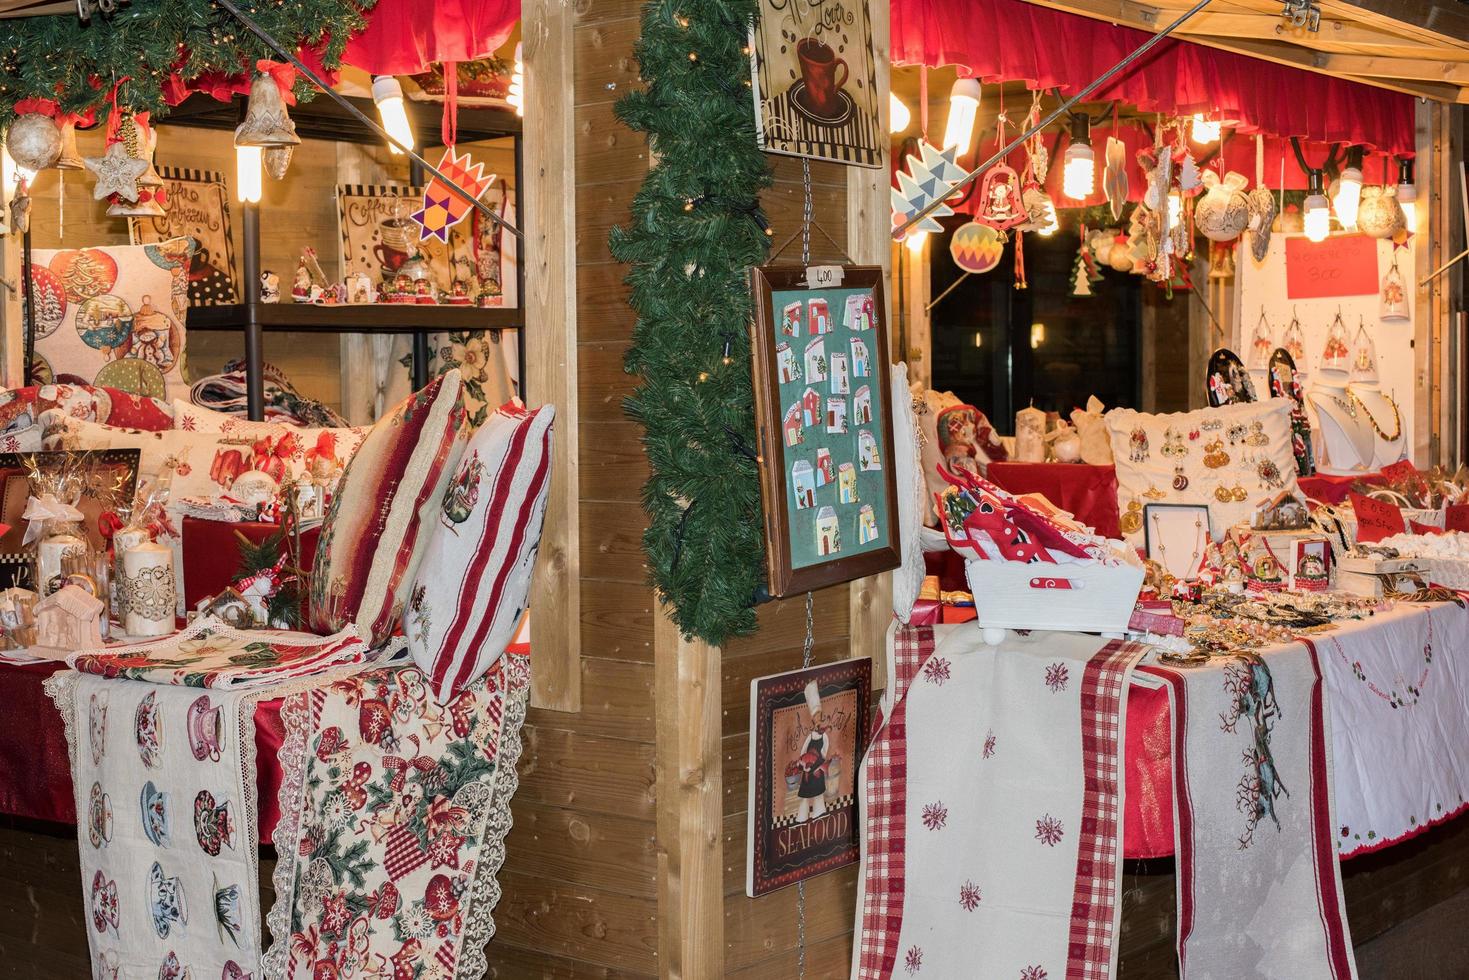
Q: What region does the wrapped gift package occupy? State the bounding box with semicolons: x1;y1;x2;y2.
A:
1229;525;1333;592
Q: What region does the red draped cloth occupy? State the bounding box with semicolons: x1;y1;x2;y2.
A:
343;0;519;75
891;0;1414;156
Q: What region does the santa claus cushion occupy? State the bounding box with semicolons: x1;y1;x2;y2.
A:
171;399;368;487
407;401;553;700
1;383;173;434
914;386;1007;526
1105;400;1297;546
28;238;194;401
310;370;468;647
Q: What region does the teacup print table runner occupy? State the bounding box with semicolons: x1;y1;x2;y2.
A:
48;672;265;980
1145;644;1357;980
70;618;374;689
854;623;1145;980
265;653;530;980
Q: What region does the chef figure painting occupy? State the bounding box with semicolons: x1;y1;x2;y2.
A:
747;658;871;896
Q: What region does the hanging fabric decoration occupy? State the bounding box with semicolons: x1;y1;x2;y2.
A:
410;146;496;243
891;142;964;240
1248;308;1274;372
1321;309;1351;373
949;221;1004;274
1194;170;1250;242
1380;254;1409;322
1350;318;1379;385
1268;347;1314;476
1282;309;1306;366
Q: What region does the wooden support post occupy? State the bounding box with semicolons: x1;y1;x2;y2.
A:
523;0;582;712
655;604;723;979
845;0;892;691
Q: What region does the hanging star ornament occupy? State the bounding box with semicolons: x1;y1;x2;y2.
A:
83;141;149;202
891;143;964;239
411;147;496;243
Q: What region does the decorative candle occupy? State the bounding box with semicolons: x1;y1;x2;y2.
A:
121;541;176;637
1015;405;1047;462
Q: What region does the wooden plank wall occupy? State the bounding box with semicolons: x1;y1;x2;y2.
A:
487;0;661;972
720;159;860;978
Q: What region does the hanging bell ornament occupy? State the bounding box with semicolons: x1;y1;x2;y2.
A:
263;144;293;180
106;115;165;218
234;73;301;149
55;118;85;171
4;113;62;173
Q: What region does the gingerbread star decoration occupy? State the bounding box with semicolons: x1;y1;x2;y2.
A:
83;141;148;202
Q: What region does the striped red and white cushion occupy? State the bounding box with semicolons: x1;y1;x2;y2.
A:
406;401;555;700
309;369;468;646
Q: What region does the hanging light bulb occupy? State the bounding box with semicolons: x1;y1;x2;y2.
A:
506;43;525;118
372;75;414;155
1061;116;1095;201
1190;112;1221;144
235;144;263;204
942;78;981;154
1303;169;1330;243
889;93;911;134
1396;156;1417;233
1333;147;1363;230
904;230;928;255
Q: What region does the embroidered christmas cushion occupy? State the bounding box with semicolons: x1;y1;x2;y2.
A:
171;399;368;487
407;402;553;700
1105;400;1298;546
0;383;173;433
310;370;468;647
28;238;195;401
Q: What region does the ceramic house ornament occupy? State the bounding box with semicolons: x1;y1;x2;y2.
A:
33;583;104;651
1357;185;1405;240
1195;171;1251;242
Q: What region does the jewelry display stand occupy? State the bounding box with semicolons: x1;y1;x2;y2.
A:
1350;381;1407;469
1308;371;1376;475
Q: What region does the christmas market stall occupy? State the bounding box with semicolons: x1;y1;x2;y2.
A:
4;0;1469;976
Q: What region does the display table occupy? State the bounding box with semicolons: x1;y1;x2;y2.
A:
988;461;1388;537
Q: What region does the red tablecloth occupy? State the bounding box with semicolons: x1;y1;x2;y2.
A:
988;462;1385;535
181;517;320;612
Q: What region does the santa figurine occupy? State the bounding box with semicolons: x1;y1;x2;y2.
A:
794;680;831;824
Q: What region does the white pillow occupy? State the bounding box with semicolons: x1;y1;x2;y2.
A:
171;400;367;486
1105;400;1298;546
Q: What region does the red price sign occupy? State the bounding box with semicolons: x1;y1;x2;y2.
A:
1445;504;1469;533
1349;490;1405;543
1285;235;1379;300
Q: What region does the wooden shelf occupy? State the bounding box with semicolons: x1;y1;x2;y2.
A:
187;301;524;334
158;92;522;145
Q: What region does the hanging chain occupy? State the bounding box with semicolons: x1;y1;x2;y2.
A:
796;589;815;979
801;157;813;265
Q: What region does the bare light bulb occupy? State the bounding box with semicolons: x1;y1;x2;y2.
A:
889;93;911;134
235;145;262;204
904;230;928;255
1333;165;1362;230
942;78;981;154
1396;158;1417;233
1062;142;1094;200
1190;113;1221;144
507;43;524;117
1303;193;1330;242
372;75;415;155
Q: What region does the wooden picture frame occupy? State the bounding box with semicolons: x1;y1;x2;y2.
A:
1142;502;1212;582
0;449;142;588
750;264;900;597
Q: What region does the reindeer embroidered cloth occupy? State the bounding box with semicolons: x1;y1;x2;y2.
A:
47;672;264;980
265;654;529;980
70;619;373;690
1144;643;1357;980
853;623;1145;980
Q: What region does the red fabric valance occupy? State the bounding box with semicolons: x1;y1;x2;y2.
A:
343;0;519;76
892;0;1415;155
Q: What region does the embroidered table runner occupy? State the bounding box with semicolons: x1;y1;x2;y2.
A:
854;622;1145;980
1145;642;1357;979
49;672;266;980
265;653;530;980
70;618;373;689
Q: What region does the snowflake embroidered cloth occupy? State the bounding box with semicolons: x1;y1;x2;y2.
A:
1143;642;1357;979
265;653;530;980
46;671;266;980
69;619;374;690
1305;601;1469;856
854;622;1145;980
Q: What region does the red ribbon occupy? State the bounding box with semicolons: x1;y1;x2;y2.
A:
12;98;58;118
102;77;131;145
255;59;299;106
441;62;458;149
97;511;124;541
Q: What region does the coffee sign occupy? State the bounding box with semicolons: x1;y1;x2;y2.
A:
749;0;882;168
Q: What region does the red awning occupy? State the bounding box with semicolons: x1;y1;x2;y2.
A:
891;0;1414;156
343;0;519;76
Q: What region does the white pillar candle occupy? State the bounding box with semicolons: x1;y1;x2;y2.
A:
1015;406;1048;463
121;541;176;637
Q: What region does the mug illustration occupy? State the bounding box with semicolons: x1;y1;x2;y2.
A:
795;37;849;121
187;694;224;762
90;870;119;936
88;781;113;848
135;691;163;768
89;693;108;766
147;861;189;939
194;790;236;856
141;780;171;846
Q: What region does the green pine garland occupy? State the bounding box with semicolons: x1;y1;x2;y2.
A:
0;0;375;130
610;0;773;644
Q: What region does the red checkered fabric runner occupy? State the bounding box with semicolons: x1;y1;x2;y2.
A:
1065;640;1145;980
857;625;934;980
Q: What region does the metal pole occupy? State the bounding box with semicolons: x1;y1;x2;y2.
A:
893;0;1213;239
20;212;34;385
242;201;265;420
212;0;523;241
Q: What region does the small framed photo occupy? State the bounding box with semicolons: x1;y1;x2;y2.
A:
750;265;900;597
1142;503;1211;581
